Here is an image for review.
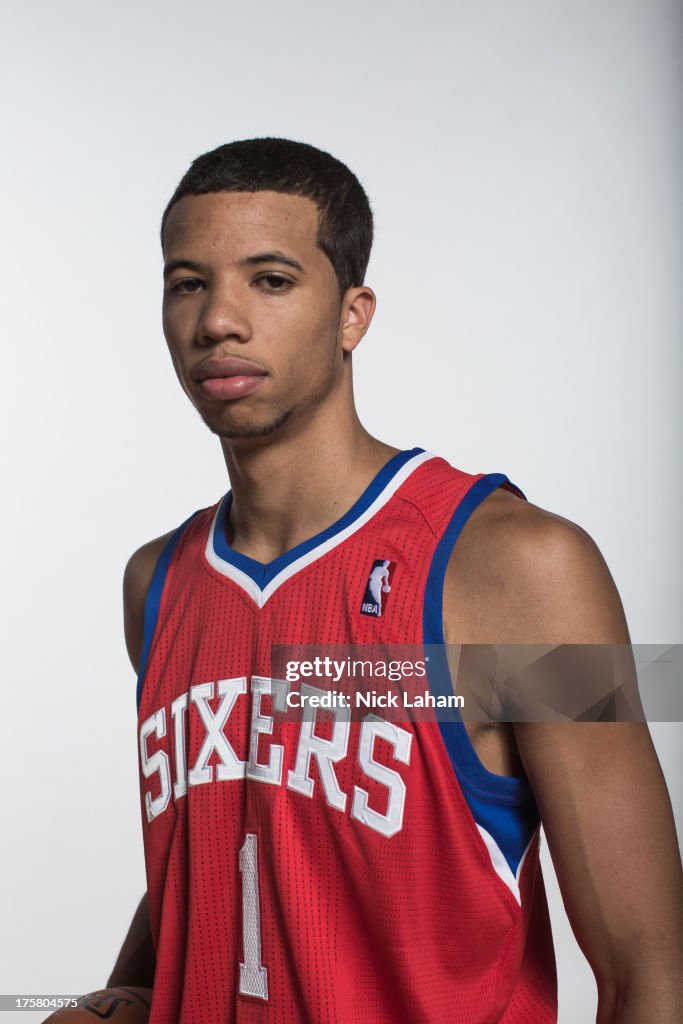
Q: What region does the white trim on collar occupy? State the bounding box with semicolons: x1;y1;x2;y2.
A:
204;449;436;608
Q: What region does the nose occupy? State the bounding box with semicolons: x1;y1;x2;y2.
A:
195;280;252;346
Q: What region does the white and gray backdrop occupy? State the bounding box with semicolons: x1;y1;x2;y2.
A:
1;1;680;1021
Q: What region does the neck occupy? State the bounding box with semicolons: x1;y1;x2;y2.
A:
219;408;400;563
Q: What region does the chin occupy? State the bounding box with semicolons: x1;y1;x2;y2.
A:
201;406;295;441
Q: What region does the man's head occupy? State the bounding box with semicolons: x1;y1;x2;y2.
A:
161;138;376;445
161;137;373;299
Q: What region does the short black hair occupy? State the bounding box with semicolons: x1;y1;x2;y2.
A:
161;137;374;297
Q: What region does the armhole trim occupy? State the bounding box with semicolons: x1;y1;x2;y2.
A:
136;509;204;711
423;472;539;892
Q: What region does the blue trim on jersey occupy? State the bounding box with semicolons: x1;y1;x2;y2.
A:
212;447;426;589
136;509;204;711
423;472;538;878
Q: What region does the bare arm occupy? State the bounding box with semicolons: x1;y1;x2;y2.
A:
516;718;683;1023
106;891;156;989
106;532;175;989
447;492;683;1022
509;521;683;1022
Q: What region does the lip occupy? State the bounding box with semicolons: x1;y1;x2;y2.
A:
193;356;268;382
198;375;266;401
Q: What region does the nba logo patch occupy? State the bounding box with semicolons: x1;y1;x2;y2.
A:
360;559;396;618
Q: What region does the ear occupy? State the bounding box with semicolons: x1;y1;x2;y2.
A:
338;286;376;353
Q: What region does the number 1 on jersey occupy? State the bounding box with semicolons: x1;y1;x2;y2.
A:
238;833;269;1000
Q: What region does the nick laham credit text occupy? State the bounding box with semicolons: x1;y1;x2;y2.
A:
285;691;464;709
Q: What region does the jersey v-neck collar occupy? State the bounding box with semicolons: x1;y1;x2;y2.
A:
204;446;434;608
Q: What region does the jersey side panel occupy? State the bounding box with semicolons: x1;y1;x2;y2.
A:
138;504;258;1023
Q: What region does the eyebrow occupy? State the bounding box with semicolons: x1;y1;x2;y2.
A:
163;259;203;279
163;251;305;279
240;251;305;273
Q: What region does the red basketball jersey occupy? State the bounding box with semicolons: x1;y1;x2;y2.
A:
136;448;557;1023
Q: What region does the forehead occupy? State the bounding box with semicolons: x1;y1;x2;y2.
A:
163;191;321;258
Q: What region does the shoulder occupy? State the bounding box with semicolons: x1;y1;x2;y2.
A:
444;485;630;644
123;530;178;607
123;530;177;673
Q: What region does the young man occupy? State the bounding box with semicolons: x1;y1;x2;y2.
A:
108;138;683;1022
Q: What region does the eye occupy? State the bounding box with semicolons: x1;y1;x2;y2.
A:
170;277;204;294
256;274;292;293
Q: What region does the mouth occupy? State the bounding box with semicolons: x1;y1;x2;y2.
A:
193;356;268;402
194;355;268;382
